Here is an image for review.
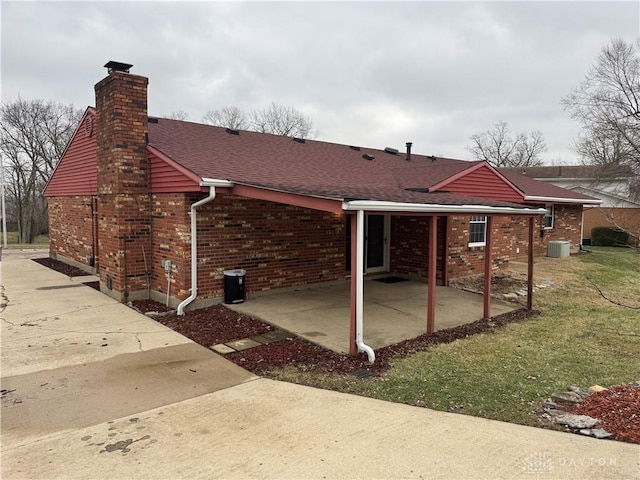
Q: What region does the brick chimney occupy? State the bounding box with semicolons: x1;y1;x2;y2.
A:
95;61;151;302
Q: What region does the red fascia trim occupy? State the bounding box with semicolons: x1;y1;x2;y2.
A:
430;162;526;200
44;106;95;196
147;145;202;186
228;184;343;213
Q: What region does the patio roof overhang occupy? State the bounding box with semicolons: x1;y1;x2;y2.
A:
196;179;543;363
342;200;547;216
524;195;603;205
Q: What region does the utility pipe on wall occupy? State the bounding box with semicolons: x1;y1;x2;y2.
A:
355;209;376;363
177;180;233;315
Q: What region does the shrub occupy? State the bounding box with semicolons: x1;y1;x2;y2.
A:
591;227;629;246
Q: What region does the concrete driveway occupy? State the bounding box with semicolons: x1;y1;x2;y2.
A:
2;251;638;479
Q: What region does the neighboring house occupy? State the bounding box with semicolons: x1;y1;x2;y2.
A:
501;165;640;245
44;63;600;356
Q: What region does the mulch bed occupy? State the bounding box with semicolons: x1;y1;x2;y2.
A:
133;299;538;375
32;258;100;290
33;257;90;277
562;386;640;444
147;304;277;346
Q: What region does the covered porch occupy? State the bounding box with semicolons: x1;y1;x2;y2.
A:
229;278;521;354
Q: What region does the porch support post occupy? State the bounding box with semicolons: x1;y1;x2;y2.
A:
527;216;534;310
427;215;437;334
483;216;493;320
349;214;358;355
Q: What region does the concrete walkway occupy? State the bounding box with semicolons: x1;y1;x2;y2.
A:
1;252;638;479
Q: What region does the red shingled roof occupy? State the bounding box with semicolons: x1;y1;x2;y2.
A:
149;119;474;192
46;112;598;209
500;170;599;202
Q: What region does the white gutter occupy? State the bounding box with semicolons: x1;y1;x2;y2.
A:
177;179;234;315
524;195;602;205
342;200;547;215
355;209;376;363
200;178;234;188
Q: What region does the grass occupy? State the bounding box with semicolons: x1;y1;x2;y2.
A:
269;246;640;428
2;232;49;249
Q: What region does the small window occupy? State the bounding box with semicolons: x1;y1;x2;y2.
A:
469;216;487;247
543;205;554;229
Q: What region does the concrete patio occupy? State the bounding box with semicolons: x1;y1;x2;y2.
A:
230;277;520;354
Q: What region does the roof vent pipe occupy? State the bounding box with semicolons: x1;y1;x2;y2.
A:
406;142;413;162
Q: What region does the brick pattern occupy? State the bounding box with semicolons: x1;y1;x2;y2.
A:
447;215;515;279
390;216;446;283
95;71;151;300
446;205;583;279
48;196;96;268
148;194;346;301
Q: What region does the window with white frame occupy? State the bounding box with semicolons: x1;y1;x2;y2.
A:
543;205;554;229
469;216;487;246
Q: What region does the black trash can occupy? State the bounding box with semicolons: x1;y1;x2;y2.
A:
223;269;246;304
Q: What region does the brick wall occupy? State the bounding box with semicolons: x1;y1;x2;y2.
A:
149;193;346;305
446;204;583;280
542;204;583;251
390;216;446;283
447;215;512;279
48;196;97;272
95;70;151;301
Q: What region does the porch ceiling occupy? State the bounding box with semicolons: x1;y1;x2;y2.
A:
227;279;519;354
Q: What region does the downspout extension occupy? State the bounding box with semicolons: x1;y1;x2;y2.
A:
177;187;217;315
355;209;376;363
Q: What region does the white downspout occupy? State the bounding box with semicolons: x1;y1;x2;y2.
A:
355;209;376;362
177;186;217;315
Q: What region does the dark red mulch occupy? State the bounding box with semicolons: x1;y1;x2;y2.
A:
32;257;91;277
131;299;174;314
84;281;100;291
151;304;277;346
227;307;539;375
562;385;640;444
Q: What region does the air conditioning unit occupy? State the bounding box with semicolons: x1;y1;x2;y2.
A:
548;240;570;258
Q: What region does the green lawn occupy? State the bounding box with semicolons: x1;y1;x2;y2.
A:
2;232;49;249
270;246;640;428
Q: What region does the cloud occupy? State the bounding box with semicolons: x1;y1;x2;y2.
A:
2;1;638;163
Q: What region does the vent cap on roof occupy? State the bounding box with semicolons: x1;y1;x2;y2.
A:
384;147;399;155
362;153;375;161
405;142;413;162
148;116;159;124
349;145;361;151
104;61;133;74
225;128;240;135
293;137;306;144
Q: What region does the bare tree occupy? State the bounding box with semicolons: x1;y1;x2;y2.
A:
202;106;248;130
563;38;640;246
202;103;313;138
165;110;190;121
467;121;546;167
562;38;640;172
249;102;313;138
0;97;81;243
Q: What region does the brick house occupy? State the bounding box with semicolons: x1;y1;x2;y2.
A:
501;165;640;246
44;63;600;359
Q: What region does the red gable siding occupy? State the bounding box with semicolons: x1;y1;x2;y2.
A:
433;163;524;203
149;147;202;193
44;109;98;196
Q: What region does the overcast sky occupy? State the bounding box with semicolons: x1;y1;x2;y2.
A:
2;1;639;163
